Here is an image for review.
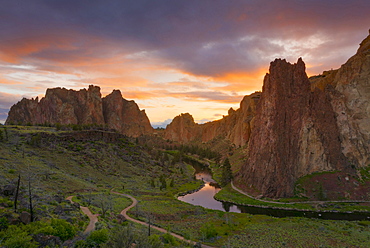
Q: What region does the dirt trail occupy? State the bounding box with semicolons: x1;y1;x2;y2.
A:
111;190;215;248
231;181;370;205
66;196;99;234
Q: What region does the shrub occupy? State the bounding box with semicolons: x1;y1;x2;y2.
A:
200;223;218;240
0;217;8;230
0;225;38;248
50;219;76;241
162;232;178;246
87;229;109;245
149;234;164;247
3;231;38;248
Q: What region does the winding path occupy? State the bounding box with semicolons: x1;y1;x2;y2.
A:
111;190;215;248
66;196;99;234
231;181;370;205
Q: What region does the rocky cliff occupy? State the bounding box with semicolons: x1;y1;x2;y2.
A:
6;85;153;137
6;85;104;126
164;92;261;146
234;58;349;198
164;113;200;143
102;89;153;137
235;33;370;198
317;34;370;169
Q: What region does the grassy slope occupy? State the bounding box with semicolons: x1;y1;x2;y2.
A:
1;126;370;247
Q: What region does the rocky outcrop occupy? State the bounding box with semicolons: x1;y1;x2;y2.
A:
6;85;153;137
6;85;104;126
164;92;261;146
309;33;370;168
164;113;200;143
235;33;370;198
235;58;349;198
102;90;153;137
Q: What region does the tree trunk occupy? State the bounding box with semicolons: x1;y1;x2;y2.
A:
14;174;21;212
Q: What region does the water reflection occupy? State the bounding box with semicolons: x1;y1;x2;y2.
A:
178;183;242;213
177;164;370;220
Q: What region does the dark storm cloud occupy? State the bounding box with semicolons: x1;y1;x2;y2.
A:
0;0;369;76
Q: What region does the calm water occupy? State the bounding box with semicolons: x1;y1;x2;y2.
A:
177;163;245;213
177;162;370;220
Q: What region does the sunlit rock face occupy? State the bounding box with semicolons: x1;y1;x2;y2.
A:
6;85;153;137
6;85;104;126
164;113;200;143
164;92;261;146
102;89;153;137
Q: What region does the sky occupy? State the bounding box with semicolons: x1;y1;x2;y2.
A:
0;1;369;127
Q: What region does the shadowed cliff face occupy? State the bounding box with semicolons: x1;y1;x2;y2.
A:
309;33;370;169
5;85;153;137
234;58;349;198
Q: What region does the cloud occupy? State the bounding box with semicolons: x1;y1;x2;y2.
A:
151;118;173;129
0;91;22;123
1;0;370;124
195;118;216;124
2;1;369;77
168;91;243;104
0;108;8;124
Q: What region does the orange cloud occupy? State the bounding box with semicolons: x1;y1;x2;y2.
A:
211;69;265;93
0;32;76;63
0;77;23;85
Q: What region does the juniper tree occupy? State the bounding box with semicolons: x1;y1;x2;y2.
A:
220;158;233;187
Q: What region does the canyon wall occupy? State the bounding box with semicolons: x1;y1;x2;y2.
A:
166;32;370;199
6;85;153;137
164;92;261;147
234;58;348;198
6;32;370;199
235;33;370;198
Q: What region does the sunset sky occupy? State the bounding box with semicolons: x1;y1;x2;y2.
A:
0;1;369;127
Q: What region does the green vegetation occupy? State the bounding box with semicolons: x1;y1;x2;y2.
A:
0;126;369;247
360;165;370;182
215;184;315;210
0;219;76;247
219;158;233;187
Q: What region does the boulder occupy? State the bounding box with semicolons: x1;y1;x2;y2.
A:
19;211;31;224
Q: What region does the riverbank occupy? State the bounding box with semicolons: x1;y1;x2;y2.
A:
214;184;370;214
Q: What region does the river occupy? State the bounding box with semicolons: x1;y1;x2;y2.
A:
177;162;370;220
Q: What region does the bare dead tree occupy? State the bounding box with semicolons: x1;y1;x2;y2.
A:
96;193;113;217
14;174;21;213
28;176;34;222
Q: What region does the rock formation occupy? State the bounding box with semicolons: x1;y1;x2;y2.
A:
313;33;370;169
235;33;370;198
234;58;349;198
164;92;261;146
164;113;200;143
6;32;370;199
6;85;153;137
103;89;153;137
6;85;104;126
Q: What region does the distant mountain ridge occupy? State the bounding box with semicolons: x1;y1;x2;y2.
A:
5;85;153;137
